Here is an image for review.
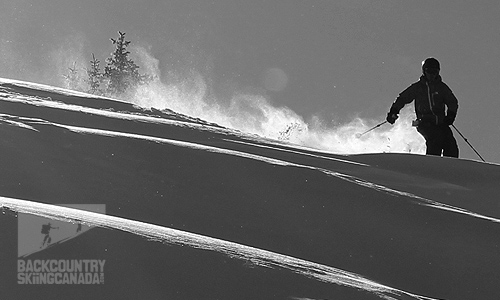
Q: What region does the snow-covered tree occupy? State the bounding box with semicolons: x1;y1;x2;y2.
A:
86;53;102;95
63;62;80;91
103;31;149;95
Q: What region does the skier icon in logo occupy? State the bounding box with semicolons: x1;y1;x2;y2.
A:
40;222;59;249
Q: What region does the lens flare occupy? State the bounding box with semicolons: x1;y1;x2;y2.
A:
263;68;288;92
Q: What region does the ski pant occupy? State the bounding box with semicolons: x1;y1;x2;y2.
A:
417;124;459;158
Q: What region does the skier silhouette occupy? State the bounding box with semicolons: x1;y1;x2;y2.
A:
40;222;59;248
386;57;459;157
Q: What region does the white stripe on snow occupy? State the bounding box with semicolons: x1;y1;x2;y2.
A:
0;196;438;300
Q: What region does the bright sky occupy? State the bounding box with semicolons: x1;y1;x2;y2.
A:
1;1;500;163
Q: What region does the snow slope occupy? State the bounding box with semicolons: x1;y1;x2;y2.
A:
1;78;500;300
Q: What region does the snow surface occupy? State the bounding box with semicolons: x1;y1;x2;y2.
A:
1;78;500;299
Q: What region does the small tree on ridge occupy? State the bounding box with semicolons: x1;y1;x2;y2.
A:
103;31;147;95
86;53;102;95
63;62;80;90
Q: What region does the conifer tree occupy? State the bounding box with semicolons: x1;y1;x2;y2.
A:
63;62;80;90
86;53;102;95
103;31;148;95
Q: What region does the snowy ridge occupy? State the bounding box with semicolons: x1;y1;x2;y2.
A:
0;85;226;133
2;78;500;299
0;78;120;101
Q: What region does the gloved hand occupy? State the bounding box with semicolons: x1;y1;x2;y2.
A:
386;113;398;124
444;111;456;126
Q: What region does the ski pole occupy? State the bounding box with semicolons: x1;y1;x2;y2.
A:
355;121;388;138
451;124;486;162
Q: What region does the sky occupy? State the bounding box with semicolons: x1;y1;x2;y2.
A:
1;0;500;163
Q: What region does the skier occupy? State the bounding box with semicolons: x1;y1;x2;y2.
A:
386;57;459;158
40;222;59;248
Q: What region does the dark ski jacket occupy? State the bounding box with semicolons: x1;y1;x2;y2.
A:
389;75;458;125
41;224;50;234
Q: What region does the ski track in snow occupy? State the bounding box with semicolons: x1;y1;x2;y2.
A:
224;138;370;166
0;114;39;131
0;196;438;300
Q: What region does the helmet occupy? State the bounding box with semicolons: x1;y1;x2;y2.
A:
422;57;440;71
